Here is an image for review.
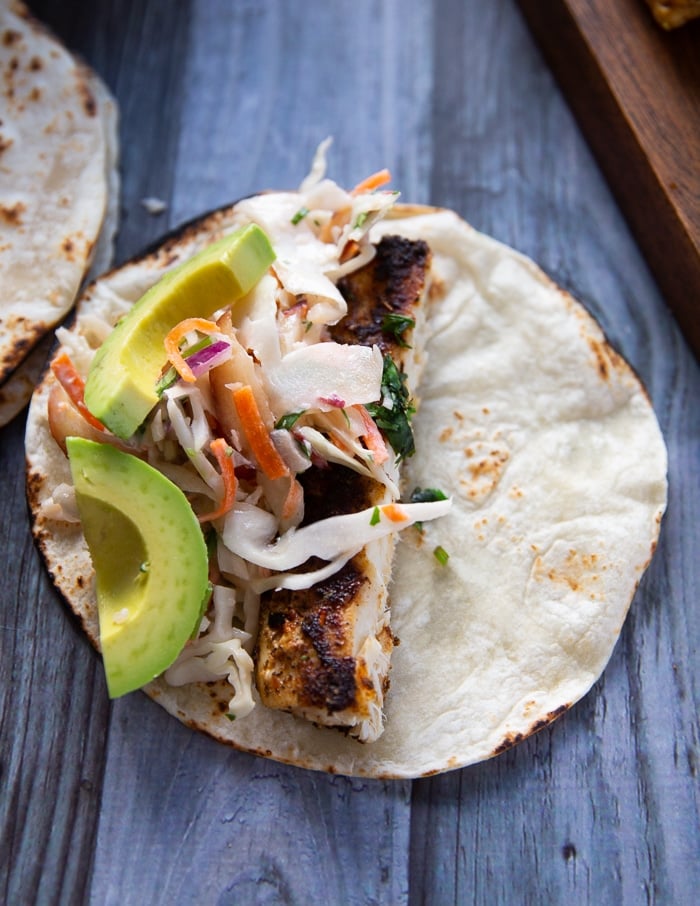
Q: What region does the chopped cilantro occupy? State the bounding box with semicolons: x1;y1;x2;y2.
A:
190;581;213;639
225;713;236;722
370;506;381;526
381;313;415;348
275;411;305;430
366;355;416;461
353;211;369;230
204;527;218;559
410;488;449;532
291;206;310;225
410;487;448;504
295;437;311;459
155;335;214;396
433;545;450;566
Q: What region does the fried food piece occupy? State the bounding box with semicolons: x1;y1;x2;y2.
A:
255;236;431;741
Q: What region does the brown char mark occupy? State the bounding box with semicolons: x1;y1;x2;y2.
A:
334;235;430;354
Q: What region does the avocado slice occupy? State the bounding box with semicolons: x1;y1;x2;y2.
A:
84;223;275;439
66;436;210;698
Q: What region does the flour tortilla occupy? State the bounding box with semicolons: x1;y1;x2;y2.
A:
0;0;119;424
25;201;667;778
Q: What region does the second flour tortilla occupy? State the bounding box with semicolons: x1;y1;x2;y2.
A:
0;1;119;424
26;204;667;778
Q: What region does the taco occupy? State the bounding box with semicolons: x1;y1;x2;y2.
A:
25;148;667;778
0;0;119;426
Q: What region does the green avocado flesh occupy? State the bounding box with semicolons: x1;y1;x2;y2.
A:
66;436;209;698
84;223;276;439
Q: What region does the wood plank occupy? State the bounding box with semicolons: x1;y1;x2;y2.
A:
0;414;110;905
516;0;700;357
90;695;412;905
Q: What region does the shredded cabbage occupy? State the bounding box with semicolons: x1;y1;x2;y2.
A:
223;499;451;571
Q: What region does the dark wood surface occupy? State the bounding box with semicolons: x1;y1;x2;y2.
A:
517;0;700;358
2;2;698;904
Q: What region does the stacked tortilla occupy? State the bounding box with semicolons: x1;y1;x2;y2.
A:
0;0;118;426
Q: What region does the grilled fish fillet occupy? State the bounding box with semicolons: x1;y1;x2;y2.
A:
255;235;432;741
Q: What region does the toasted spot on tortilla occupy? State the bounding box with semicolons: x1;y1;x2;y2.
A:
2;29;22;46
589;336;610;380
75;69;97;117
428;276;445;303
467;448;509;480
27;468;46;500
60;232;90;263
529;704;570;734
584;329;629;388
493;730;524;755
0;201;25;225
457;440;510;503
532;547;604;596
493;703;571;756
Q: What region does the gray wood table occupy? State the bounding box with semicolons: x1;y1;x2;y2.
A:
2;2;698;903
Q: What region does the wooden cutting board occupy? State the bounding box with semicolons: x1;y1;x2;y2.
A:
516;0;700;357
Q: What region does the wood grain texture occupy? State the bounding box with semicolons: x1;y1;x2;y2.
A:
516;0;700;357
1;1;698;904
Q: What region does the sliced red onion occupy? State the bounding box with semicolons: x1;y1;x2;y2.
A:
318;394;345;408
187;339;231;377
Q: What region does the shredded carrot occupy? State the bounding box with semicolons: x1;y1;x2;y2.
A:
198;437;238;523
319;206;351;243
382;504;409;523
355;404;389;464
281;477;304;523
50;351;106;432
329;432;352;455
339;239;361;264
233;385;289;481
350;168;391;196
164;317;219;384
